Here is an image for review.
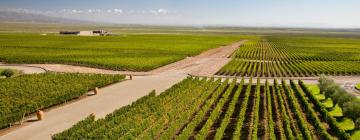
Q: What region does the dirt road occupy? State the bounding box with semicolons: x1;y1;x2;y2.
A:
0;41;245;140
0;65;46;74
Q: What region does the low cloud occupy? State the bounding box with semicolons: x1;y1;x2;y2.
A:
1;8;172;16
0;8;187;25
113;9;123;14
150;9;168;15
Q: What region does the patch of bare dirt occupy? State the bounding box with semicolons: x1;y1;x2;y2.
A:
152;41;246;76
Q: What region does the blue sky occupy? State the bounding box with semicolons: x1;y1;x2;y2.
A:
1;0;360;28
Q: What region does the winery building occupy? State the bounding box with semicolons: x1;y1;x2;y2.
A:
59;30;110;36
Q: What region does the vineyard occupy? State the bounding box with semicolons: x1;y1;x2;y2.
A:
53;77;353;139
217;36;360;77
0;33;242;71
0;73;124;129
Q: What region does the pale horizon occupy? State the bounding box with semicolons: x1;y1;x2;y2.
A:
1;0;360;29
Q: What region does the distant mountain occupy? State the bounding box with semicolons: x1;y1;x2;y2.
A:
0;11;90;24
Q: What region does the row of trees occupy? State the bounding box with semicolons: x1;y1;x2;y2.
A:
318;75;360;129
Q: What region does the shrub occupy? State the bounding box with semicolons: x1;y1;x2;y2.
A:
343;100;360;121
331;88;355;107
356;118;360;129
324;84;339;98
1;69;15;78
318;74;335;93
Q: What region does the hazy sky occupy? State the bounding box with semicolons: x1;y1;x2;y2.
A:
1;0;360;28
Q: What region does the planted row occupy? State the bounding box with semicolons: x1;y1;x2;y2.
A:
218;35;360;77
54;77;351;139
0;73;125;129
217;59;360;77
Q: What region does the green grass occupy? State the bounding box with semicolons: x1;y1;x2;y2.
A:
0;73;124;128
328;104;344;117
0;33;244;71
338;118;355;131
315;94;326;101
306;84;327;100
322;98;334;108
356;83;360;90
307;85;320;94
352;130;360;139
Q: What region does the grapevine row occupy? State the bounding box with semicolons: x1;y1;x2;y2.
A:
53;77;351;139
218;36;360;77
0;73;124;129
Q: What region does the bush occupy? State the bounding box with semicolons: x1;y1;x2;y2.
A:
330;87;355;108
1;69;15;78
356;118;360;129
343;100;360;121
318;74;335;93
324;84;339;98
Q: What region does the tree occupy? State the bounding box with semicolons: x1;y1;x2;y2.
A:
318;74;334;94
337;93;355;108
324;84;338;98
343;100;360;121
356;118;360;129
1;69;15;78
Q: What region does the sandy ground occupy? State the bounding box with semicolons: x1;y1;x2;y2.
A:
0;41;245;140
0;65;46;74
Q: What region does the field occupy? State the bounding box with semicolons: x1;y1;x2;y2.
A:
53;77;352;140
0;73;124;128
217;35;360;77
0;33;243;71
1;25;360;140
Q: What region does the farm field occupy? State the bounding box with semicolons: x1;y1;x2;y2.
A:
53;77;353;140
0;73;124;129
2;0;360;139
0;33;243;71
217;35;360;77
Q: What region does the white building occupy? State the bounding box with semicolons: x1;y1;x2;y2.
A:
78;31;94;36
60;30;111;36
